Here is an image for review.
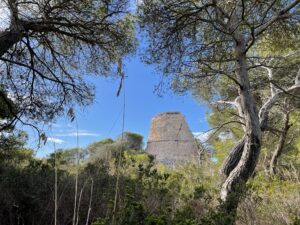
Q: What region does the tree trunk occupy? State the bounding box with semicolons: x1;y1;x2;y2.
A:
269;112;290;175
221;137;246;176
220;36;261;206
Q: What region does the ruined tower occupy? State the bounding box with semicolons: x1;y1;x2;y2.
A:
146;112;199;164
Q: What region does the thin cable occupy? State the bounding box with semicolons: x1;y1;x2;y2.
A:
72;121;79;225
54;141;57;225
106;109;123;137
112;76;126;225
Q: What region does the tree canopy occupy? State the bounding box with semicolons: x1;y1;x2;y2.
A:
1;1;300;224
138;0;300;209
0;0;136;133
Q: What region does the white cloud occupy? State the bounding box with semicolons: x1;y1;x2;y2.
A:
193;131;212;143
193;131;233;143
55;131;100;137
51;123;63;128
48;137;64;144
218;132;233;140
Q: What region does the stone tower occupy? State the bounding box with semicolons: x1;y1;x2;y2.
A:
146;112;199;164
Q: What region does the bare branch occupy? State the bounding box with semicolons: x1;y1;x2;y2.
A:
259;81;300;130
262;66;279;97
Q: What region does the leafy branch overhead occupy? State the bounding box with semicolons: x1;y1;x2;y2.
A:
0;0;136;132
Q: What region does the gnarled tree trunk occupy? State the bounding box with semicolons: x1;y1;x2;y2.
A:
221;137;246;176
221;70;300;181
220;36;261;206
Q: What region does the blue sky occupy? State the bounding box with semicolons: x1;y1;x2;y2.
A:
0;0;211;157
28;55;210;157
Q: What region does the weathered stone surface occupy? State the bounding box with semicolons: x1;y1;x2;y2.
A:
146;112;199;164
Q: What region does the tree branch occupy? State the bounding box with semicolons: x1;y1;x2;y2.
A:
254;0;300;38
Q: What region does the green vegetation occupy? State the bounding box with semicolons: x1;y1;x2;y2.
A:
0;130;300;224
1;0;300;224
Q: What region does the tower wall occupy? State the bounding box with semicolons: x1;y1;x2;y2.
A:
146;112;199;164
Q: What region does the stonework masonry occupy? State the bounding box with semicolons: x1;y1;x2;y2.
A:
146;112;200;164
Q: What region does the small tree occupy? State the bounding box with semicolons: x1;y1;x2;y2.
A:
116;132;144;151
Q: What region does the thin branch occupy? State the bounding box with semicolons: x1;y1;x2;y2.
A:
261;66;278;97
202;120;245;143
254;0;300;38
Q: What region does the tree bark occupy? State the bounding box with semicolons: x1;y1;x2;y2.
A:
221;78;300;177
269;112;290;175
221;137;246;176
220;36;261;204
